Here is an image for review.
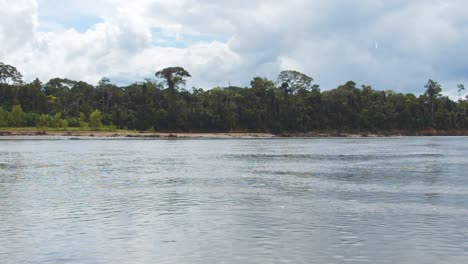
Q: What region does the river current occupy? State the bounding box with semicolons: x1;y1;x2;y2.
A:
1;137;467;263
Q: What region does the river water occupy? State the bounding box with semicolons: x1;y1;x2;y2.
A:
0;137;467;263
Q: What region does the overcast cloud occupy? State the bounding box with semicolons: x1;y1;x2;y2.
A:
0;0;467;97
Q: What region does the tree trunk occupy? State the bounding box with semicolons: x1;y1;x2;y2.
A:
168;80;175;131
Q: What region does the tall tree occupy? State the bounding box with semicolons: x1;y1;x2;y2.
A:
424;79;442;123
277;71;314;130
0;62;23;85
98;77;114;116
277;70;314;95
155;67;191;130
458;84;465;99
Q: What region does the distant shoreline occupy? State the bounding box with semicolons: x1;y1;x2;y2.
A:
1;129;467;139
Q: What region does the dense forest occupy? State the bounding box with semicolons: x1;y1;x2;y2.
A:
0;62;467;132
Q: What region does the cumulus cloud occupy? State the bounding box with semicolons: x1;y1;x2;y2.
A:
0;0;467;98
0;0;37;55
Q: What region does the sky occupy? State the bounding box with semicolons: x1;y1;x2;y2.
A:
0;0;467;98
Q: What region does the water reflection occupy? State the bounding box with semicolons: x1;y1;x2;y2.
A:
0;137;467;264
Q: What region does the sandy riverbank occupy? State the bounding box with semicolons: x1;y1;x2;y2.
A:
1;128;467;139
0;130;276;139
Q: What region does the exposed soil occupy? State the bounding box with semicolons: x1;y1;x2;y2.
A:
0;129;467;139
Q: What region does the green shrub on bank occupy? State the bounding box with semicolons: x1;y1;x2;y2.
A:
35;113;68;128
0;107;8;127
89;110;103;130
23;112;39;127
36;114;51;128
79;112;88;128
52;113;68;128
108;123;117;131
66;116;80;127
9;105;24;126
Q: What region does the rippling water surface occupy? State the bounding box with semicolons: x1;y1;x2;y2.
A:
1;137;467;263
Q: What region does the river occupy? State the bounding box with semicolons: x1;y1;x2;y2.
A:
1;137;467;263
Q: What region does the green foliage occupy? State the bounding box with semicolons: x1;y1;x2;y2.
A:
155;67;191;91
458;84;465;94
52;113;68;128
155;67;191;130
23;112;39;127
79;112;88;128
35;113;68;128
9;105;25;127
0;62;23;85
278;70;314;94
0;107;9;126
0;62;467;132
108;123;117;132
66;117;80;127
89;109;103;129
424;79;442;123
36;114;51;128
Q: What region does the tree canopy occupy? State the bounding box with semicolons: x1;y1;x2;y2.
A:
0;62;23;85
155;67;191;130
155;67;191;92
278;70;314;94
0;62;466;132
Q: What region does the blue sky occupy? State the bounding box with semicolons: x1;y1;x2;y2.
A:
1;0;467;99
39;15;102;32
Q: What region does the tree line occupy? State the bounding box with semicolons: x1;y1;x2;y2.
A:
0;62;467;132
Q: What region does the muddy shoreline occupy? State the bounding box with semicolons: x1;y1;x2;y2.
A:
1;128;467;139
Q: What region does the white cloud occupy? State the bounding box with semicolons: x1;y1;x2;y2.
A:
0;0;37;56
0;0;467;98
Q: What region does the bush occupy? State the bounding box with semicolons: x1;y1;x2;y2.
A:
66;117;80;127
0;107;9;127
79;112;89;128
23;112;39;127
9;105;25;127
108;122;117;131
35;113;68;128
89;109;103;129
36;114;52;128
51;113;68;128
